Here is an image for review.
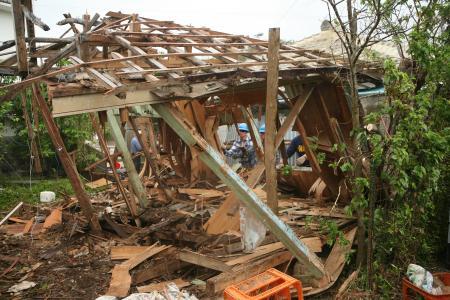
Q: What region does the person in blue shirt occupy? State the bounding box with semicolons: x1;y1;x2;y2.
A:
286;135;309;167
223;123;256;169
130;130;142;171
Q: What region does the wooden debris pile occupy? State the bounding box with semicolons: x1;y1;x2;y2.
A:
0;7;382;299
0;178;356;298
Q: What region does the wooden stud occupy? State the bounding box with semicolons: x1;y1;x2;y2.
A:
90;113;141;225
31;84;101;233
11;0;28;75
265;28;280;214
107;110;148;208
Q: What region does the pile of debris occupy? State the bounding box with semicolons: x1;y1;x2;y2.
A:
0;172;356;299
0;6;381;299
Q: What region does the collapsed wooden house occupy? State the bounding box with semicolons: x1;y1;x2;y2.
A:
0;7;382;298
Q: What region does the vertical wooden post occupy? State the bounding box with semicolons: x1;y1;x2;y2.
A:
22;0;36;65
106;110;148;208
32;84;101;233
12;0;28;75
89;113;141;226
20;91;42;174
265;28;280;214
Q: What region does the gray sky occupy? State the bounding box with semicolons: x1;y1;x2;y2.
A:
32;0;329;41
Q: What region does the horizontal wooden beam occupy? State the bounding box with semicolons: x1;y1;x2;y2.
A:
115;60;298;75
52;89;165;117
111;31;244;39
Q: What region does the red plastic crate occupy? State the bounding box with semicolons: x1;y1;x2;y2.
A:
224;268;303;300
402;272;450;300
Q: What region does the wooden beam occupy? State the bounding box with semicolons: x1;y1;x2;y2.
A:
89;113;140;224
275;87;314;148
21;4;50;31
115;59;297;76
32;84;101;233
206;251;292;297
265;28;280;214
178;250;232;272
20;91;42;174
241;106;264;160
107;110;148;208
108;33;181;79
152;103;326;279
51;90;162;117
11;0;28;74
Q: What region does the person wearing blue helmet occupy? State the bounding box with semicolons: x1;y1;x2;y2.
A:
259;124;266;140
223;123;256;168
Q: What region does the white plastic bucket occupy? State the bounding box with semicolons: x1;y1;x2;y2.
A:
40;191;56;203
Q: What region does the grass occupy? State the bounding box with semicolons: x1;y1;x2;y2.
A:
0;178;74;211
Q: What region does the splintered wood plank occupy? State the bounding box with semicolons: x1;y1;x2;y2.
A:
178;188;224;198
305;227;357;296
178;250;232;272
325;227;357;281
225;238;322;267
107;265;131;297
122;244;171;270
111;246;149;260
133;259;189;285
204;163;265;234
22;217;35;234
85;177;112;189
0;202;23;226
137;278;190;293
42;208;62;230
206;251;292;297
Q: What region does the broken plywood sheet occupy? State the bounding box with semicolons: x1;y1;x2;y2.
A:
42;208;62;230
86;178;112;189
111;246;149;260
305;226;357;296
178;188;224;199
107;265;131;297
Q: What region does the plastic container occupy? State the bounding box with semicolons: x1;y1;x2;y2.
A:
224;268;303;300
40;191;56;203
402;272;450;300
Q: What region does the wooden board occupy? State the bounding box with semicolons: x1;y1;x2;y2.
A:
133;259;189;285
122;244;171;270
178;188;224;199
137;278;190;293
225;238;322;267
111;246;149;260
305;227;357;296
178;250;232;272
206;251;292;297
107;265;131;297
85;178;112;189
43;208;62;230
204;163;265;234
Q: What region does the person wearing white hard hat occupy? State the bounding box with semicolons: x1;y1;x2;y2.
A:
222;123;256;168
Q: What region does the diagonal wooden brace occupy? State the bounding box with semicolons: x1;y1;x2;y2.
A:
152;102;326;279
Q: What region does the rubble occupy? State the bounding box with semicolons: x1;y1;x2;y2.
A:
0;6;382;299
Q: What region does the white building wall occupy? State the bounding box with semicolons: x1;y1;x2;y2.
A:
0;2;14;44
